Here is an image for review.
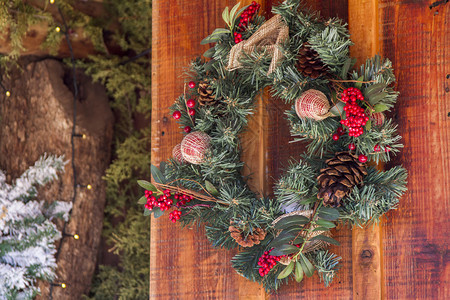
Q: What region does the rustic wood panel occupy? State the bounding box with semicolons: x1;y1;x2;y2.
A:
349;1;383;299
379;1;449;299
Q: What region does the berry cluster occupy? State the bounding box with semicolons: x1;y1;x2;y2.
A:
144;189;195;223
234;1;260;44
172;95;197;133
169;210;182;223
340;87;369;137
332;126;345;141
144;189;173;211
258;248;283;276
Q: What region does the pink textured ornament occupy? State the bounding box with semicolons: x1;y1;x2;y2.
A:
295;89;330;120
181;131;211;164
371;112;385;126
172;144;186;163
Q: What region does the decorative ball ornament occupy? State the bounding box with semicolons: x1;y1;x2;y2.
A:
372;112;385;126
295;89;331;120
181;131;211;164
172;144;186;163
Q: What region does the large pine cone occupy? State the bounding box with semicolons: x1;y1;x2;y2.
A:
197;80;216;106
317;152;367;207
229;225;266;247
297;42;328;79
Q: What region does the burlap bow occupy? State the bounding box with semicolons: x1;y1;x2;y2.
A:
226;15;289;75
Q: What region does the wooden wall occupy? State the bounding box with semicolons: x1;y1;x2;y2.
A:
151;0;449;298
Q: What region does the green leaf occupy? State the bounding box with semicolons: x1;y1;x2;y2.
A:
222;6;230;26
229;2;241;24
271;244;300;256
318;207;340;221
315;219;336;228
329;101;345;117
160;161;167;174
151;164;166;184
205;180;219;196
274;215;309;230
277;261;295;279
200;35;221;45
138;196;147;205
270;234;296;248
299;253;315;277
310;234;341;246
143;208;151;216
364;83;387;97
355;76;364;89
153;207;164;218
292;236;304;245
312;226;331;232
137;180;157;192
341;58;355;79
368;91;388;105
365;118;372;131
373;103;389;113
294;261;304;283
203;47;215;58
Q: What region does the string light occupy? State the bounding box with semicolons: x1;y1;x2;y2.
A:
63;232;80;240
73;234;80;240
50;0;55;4
50;283;66;289
55;27;61;32
73;133;87;139
5;91;10;97
77;184;92;190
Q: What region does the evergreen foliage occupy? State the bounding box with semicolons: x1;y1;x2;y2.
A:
138;0;408;292
0;155;71;299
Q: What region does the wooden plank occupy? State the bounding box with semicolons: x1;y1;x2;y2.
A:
348;1;383;299
151;1;269;299
379;1;449;299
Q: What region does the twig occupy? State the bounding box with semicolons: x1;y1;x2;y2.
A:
153;182;229;206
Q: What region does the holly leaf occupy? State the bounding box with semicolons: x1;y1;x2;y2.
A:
299;253;315;277
310;234;341;246
203;47;215;58
329;101;345;117
274;215;309;230
277;261;295;279
137;180;157;192
368;91;388;105
151;164;166;184
229;2;241;25
312;226;331;232
292;236;304;245
294;261;304;283
315;219;336;228
373;103;389;113
143;208;151;216
364;82;387;97
222;6;230;26
365;118;372;131
318;207;340;221
269;233;296;248
160;161;167;174
152;207;164;218
270;244;300;256
341;58;356;79
354;76;364;89
138;196;147;205
205;180;219;196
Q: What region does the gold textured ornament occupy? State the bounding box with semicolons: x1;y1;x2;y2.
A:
227;15;289;75
295;89;331;120
181;131;211;165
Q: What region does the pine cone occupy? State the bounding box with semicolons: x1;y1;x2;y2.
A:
229;225;267;247
297;42;328;79
197;80;216;106
317;152;368;207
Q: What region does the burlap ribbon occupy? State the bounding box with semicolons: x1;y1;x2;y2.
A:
226;15;289;75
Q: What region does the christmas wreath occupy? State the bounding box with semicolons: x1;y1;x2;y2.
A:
139;0;407;291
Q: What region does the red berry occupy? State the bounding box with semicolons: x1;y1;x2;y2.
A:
374;144;381;152
188;81;196;88
172;111;181;120
348;143;356;150
186;99;195;108
385;146;391;152
332;133;340;141
337;126;344;136
188;108;196;116
358;154;368;163
184;126;191;133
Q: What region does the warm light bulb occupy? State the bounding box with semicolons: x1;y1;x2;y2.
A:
73;234;79;240
49;0;55;4
82;134;87;139
55;27;61;32
61;283;66;289
86;184;92;190
5;91;10;97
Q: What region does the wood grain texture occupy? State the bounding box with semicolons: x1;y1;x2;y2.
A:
349;1;383;299
380;1;449;299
